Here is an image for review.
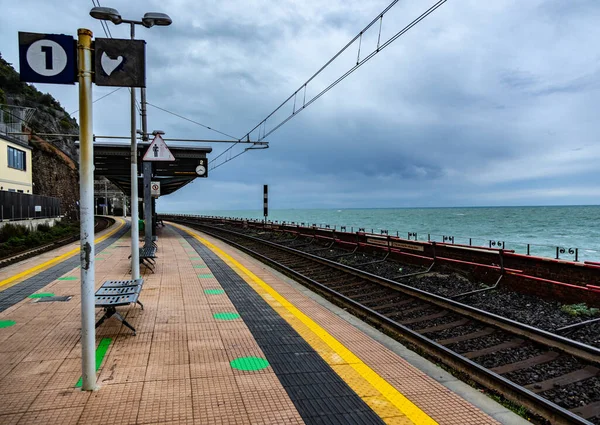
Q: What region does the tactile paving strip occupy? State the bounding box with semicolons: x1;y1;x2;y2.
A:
175;227;385;425
0;223;130;313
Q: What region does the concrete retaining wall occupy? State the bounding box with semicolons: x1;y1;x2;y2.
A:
0;217;62;231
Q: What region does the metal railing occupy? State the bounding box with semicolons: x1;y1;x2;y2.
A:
168;214;599;263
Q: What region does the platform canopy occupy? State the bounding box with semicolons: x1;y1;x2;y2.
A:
78;141;212;196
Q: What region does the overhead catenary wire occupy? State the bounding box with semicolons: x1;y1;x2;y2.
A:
69;87;123;116
146;102;238;140
210;0;448;171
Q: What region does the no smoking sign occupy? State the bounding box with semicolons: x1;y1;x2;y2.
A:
150;182;161;198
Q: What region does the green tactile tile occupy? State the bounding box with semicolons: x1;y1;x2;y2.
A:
0;320;16;329
198;273;214;279
75;338;112;388
190;257;202;260
204;289;225;295
230;357;270;371
213;312;241;321
58;276;78;281
193;265;208;268
28;293;55;299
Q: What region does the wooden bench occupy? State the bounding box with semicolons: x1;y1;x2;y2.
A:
95;279;144;335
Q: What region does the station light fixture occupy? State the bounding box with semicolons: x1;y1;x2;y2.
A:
89;7;122;24
89;7;172;28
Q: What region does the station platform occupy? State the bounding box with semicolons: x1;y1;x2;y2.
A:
0;220;529;424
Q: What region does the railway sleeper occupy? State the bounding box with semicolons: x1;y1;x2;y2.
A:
525;365;600;393
398;310;448;325
491;351;560;375
361;296;412;309
462;338;525;359
416;318;471;334
350;290;393;304
436;327;496;345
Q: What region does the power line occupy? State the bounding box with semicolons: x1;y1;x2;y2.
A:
210;0;448;171
211;149;248;171
146;102;238;140
69;87;123;115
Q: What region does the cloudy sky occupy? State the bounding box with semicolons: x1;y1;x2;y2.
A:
1;0;599;212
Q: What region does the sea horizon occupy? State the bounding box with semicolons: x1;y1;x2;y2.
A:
166;205;600;262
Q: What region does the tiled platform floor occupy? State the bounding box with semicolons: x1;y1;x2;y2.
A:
0;221;511;424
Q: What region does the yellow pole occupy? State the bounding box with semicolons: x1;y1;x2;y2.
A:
77;28;97;391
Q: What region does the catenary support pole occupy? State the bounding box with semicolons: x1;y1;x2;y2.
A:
77;28;97;391
143;162;152;246
130;22;140;280
141;88;153;246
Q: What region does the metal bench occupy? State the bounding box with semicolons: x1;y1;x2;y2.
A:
95;279;144;335
140;245;157;272
128;245;158;273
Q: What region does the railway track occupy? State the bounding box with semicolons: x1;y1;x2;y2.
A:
0;216;114;268
170;217;600;425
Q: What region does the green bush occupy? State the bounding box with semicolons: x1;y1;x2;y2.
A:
0;220;80;259
0;223;29;243
561;303;600;318
37;223;51;233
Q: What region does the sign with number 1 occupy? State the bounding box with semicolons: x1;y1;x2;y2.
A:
18;32;76;84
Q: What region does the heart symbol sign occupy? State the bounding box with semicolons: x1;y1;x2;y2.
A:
100;52;124;76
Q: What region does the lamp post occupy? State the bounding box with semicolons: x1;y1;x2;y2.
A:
90;7;171;280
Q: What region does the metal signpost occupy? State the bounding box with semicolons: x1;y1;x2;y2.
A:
90;6;172;280
19;29;96;390
18;10;162;389
93;33;146;280
142;133;174;244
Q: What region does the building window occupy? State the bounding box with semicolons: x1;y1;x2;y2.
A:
7;146;26;171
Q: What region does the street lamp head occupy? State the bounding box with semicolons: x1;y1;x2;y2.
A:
142;12;172;28
90;7;122;24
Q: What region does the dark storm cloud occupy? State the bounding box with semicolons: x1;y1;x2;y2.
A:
1;0;599;210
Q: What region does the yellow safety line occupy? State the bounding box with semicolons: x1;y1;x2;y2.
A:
173;223;438;425
0;218;126;291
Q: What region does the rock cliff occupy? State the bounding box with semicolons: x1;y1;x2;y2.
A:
0;52;80;217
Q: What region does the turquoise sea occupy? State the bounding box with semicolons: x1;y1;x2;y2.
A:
189;206;600;262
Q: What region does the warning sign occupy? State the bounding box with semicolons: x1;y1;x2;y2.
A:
151;181;160;197
143;134;175;162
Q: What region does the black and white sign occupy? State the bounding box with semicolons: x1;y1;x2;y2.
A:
150;181;160;197
143;134;175;161
94;38;146;87
18;32;76;84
